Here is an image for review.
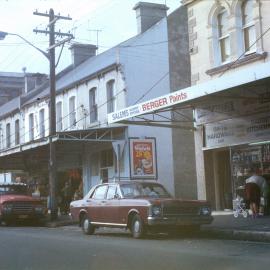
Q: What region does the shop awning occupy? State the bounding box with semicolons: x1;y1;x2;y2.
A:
0;126;126;171
108;60;270;128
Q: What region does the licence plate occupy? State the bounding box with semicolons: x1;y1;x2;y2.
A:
18;215;28;219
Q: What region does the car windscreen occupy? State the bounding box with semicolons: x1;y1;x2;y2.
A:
120;183;171;198
0;185;28;195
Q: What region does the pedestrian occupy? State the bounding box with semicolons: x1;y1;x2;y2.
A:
245;168;268;218
61;181;73;214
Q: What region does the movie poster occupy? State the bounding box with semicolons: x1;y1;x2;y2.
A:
129;138;157;179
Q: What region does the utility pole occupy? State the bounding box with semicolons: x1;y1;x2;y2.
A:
33;9;73;221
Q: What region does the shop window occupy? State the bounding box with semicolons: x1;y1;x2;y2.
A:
241;0;256;54
101;149;114;168
29;113;34;141
106;80;116;113
56;101;63;131
39;109;45;137
69;96;76;129
89;87;98;123
6;123;11;148
15;119;20;145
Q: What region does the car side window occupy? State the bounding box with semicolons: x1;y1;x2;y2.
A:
92;185;108;199
106;185;117;200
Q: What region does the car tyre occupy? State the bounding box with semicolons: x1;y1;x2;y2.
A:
82;216;95;235
131;214;146;239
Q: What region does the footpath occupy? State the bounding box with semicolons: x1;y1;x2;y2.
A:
45;211;270;243
201;210;270;242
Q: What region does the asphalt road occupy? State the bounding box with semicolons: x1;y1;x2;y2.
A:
0;225;270;270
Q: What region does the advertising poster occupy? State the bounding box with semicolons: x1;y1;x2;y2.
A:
129;138;157;179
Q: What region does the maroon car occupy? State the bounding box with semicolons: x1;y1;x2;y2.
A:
70;181;213;238
0;182;47;224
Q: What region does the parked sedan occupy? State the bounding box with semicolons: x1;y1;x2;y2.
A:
70;181;213;238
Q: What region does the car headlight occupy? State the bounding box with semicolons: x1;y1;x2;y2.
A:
34;206;45;213
3;204;13;212
152;205;162;216
200;206;211;216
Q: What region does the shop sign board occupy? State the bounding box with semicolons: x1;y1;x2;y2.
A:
195;88;270;125
108;90;190;124
129;138;157;179
205;114;270;149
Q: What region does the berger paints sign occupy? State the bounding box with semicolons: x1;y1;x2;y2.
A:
108;91;189;124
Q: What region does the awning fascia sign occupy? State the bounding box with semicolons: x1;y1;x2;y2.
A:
108;60;270;124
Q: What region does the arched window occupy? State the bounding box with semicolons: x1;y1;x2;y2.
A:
56;101;63;131
15;119;20;145
29;113;34;141
39;109;45;137
242;0;256;53
89;87;98;123
106;80;116;113
218;7;230;63
69;96;76;129
6;123;11;148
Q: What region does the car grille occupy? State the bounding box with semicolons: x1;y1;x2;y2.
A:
162;203;199;216
11;202;34;214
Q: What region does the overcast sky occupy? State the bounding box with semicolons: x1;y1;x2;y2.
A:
0;0;181;74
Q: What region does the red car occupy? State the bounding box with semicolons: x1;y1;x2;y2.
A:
0;182;46;225
70;181;213;238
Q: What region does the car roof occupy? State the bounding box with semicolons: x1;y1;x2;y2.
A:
98;180;162;186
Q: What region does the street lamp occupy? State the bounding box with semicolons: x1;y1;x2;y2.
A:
0;29;57;220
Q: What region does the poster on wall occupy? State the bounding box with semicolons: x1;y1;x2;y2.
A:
129;138;157;179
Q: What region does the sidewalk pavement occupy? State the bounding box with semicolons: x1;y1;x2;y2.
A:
45;211;270;242
201;210;270;242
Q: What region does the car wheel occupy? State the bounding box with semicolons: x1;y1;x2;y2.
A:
82;216;95;235
131;214;146;239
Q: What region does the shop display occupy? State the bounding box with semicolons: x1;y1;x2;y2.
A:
231;145;270;214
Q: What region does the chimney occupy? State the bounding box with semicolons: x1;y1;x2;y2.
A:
69;43;97;67
133;2;168;34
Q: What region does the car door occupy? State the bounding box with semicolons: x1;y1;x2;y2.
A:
87;185;108;223
102;184;121;225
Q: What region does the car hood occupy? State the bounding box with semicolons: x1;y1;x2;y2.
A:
0;194;42;204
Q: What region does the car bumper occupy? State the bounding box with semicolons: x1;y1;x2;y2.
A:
147;215;213;226
0;212;45;221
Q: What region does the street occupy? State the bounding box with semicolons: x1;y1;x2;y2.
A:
0;225;270;270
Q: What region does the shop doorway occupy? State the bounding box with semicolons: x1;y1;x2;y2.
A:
213;150;232;210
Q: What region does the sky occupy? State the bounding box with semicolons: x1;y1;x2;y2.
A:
0;0;181;74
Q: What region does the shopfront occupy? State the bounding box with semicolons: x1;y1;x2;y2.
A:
198;84;270;213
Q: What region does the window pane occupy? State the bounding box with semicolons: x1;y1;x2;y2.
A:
107;80;115;113
89;88;97;123
56;102;63;131
6;123;10;148
218;8;228;37
39;109;45;137
107;186;117;199
220;36;230;62
93;185;107;199
244;25;256;52
29;114;34;141
69;97;76;128
15;120;20;145
242;0;253;25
